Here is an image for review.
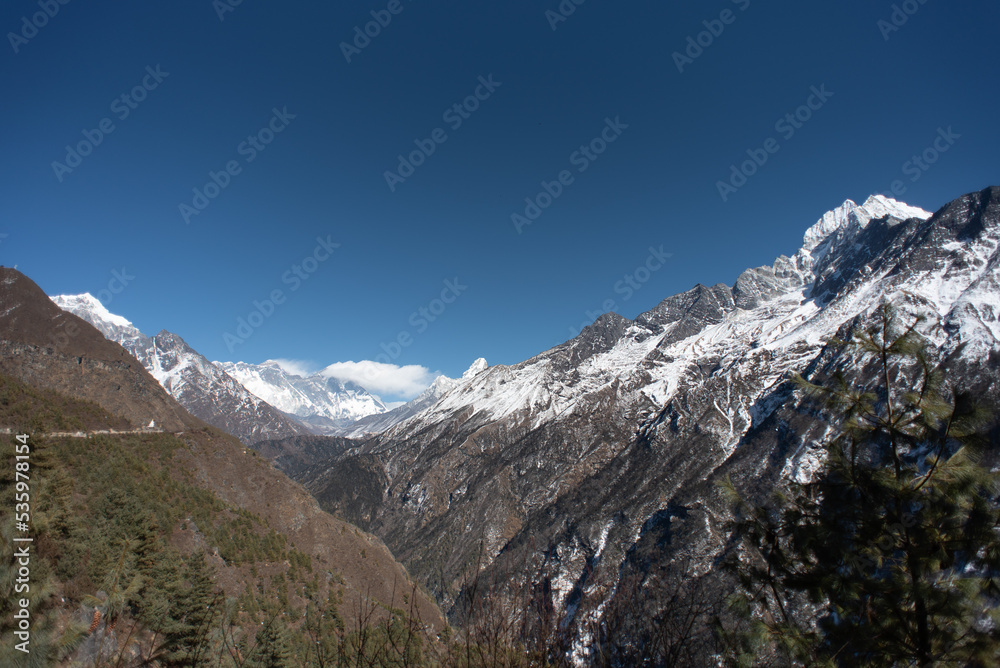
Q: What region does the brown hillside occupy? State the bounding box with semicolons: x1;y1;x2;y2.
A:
175;426;445;628
0;267;446;634
0;268;195;431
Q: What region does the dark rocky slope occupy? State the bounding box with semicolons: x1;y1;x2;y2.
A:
297;189;1000;648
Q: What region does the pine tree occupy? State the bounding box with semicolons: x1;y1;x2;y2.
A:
82;539;143;665
722;303;1000;666
246;615;295;668
155;551;221;667
133;514;176;633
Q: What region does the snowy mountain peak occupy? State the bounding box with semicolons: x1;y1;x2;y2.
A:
860;193;933;222
50;295;307;444
801;195;932;256
51;293;134;330
261;359;295;373
215;360;389;433
429;374;455;390
463;358;489;379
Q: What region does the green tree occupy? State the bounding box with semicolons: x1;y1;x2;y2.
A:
82;539;143;666
722;304;1000;666
155;552;221;667
246;615;294;668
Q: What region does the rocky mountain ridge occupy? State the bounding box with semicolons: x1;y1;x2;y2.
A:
1;271;197;432
50;294;310;445
297;188;1000;645
214;359;391;435
49;294;481;443
338;359;488;439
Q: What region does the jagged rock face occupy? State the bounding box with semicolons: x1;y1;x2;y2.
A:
733;254;802;310
300;190;998;650
50;294;308;445
638;283;735;340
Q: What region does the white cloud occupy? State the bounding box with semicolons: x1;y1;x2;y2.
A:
320;360;436;400
268;358;316;378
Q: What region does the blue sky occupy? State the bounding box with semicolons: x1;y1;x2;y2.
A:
2;0;998;400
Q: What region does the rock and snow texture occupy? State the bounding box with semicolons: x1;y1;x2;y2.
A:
385;195;945;433
50;294;308;445
301;188;1000;642
340;358;489;438
214;360;390;435
49;296;486;441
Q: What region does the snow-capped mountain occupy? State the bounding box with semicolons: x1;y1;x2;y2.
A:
50;294;308;444
299;188;1000;638
215;360;389;434
50;293;144;349
340;358;489;438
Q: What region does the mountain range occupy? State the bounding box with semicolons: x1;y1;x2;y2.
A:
30;186;1000;659
48;295;463;444
288;187;1000;647
50;294;312;445
215;359;390;434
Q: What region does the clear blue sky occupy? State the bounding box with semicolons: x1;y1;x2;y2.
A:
2;0;998;399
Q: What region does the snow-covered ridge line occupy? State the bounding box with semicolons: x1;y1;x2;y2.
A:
801;194;932;254
49;294;308;443
321;187;999;650
51;293;133;329
393;192;989;438
214;359;389;428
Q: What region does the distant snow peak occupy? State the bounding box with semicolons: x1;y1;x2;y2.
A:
50;294;306;443
463;358;488;378
428;374;455;392
264;358;313;378
216;360;389;429
51;293;134;330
